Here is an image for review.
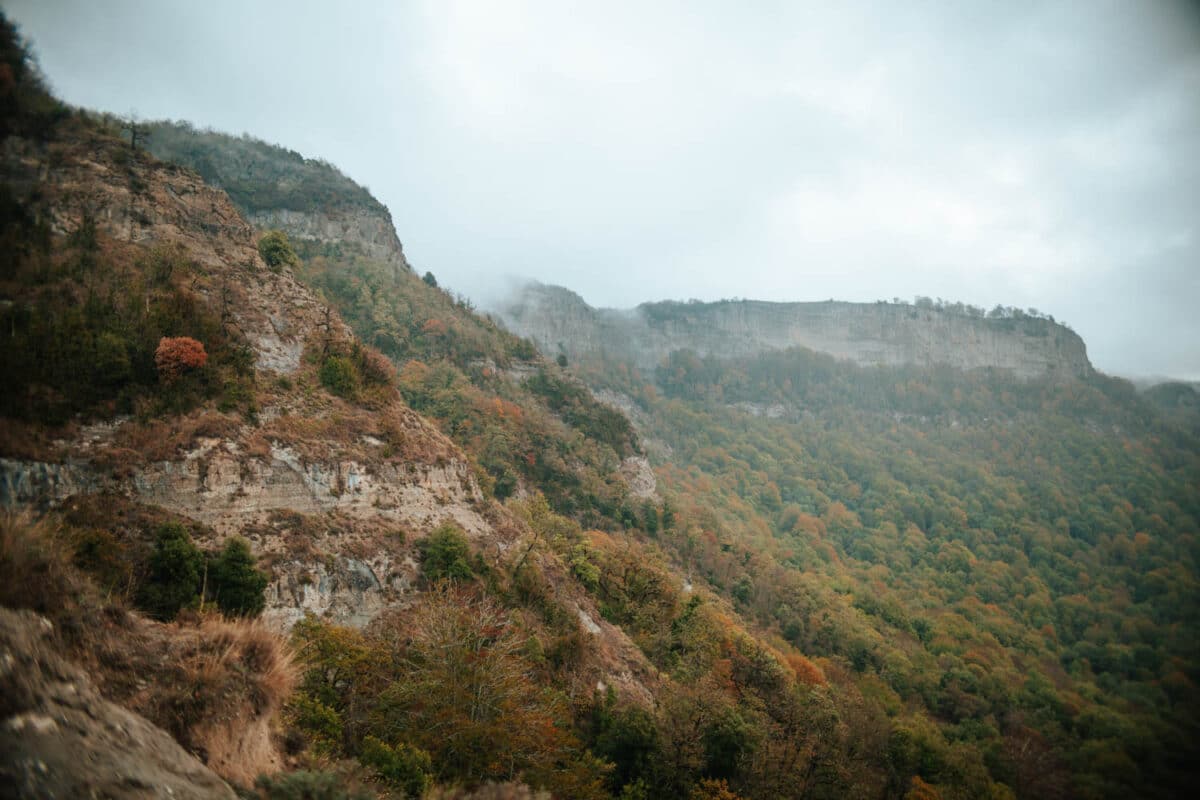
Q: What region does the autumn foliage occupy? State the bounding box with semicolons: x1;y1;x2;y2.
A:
155;336;208;382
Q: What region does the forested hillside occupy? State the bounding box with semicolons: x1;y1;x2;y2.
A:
2;14;1197;800
566;344;1200;799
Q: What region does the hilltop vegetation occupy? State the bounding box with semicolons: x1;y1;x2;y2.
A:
144;120;384;216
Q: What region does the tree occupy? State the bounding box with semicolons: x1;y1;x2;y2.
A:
420;522;473;583
374;586;602;793
319;354;359;398
208;537;268;616
258;229;298;270
137;522;203;621
422;271;438;288
155;336;207;382
122;113;150;152
359;736;432;798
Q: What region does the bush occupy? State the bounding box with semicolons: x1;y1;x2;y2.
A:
420;522;473;583
255;771;371;800
137;522;203;621
359;735;432;798
319;355;358;398
354;344;396;387
258;229;298;270
289;693;343;755
155;336;208;382
208;537;268;616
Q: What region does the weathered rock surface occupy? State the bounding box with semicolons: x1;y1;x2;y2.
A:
249;207;409;280
498;283;1094;380
0;436;491;631
0;132;355;374
2;445;485;538
0;609;237;800
620;456;658;501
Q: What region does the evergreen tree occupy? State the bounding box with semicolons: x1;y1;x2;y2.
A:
209;537;268;616
137;522;203;621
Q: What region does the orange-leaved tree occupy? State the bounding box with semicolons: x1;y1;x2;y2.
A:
155;336;207;382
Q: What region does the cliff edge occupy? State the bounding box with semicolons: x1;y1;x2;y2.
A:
498;283;1094;379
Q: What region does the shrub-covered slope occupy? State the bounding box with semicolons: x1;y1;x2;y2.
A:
565;342;1200;799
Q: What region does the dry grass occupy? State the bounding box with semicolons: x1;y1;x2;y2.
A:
0;418;75;461
0;513;299;788
105;409;244;466
152;616;299;786
0;512;85;621
260;395;459;468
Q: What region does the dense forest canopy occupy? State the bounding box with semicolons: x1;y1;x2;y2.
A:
570;343;1200;799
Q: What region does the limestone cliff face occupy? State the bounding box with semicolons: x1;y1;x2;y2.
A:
248;206;410;279
0;411;491;631
499;284;1093;379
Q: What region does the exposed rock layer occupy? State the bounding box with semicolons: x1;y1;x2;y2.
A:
499;284;1093;379
249;206;410;280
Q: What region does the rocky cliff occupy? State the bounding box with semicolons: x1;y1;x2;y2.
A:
0;115;657;708
498;283;1094;379
248;206;409;278
144;121;411;279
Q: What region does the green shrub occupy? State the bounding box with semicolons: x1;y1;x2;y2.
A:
289;693;343;755
258;229;298;271
136;522;203;621
360;735;432;798
319;355;358;398
420;522;473;583
208;537;268;616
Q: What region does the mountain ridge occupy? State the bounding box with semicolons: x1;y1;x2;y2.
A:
499;281;1093;379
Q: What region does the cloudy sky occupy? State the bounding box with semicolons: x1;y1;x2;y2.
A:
6;0;1200;378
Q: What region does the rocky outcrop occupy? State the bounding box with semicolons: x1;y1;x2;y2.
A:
0;433;491;631
620;456;657;500
0;132;355;374
1;445;484;537
498;283;1094;380
0;609;238;800
249;206;410;280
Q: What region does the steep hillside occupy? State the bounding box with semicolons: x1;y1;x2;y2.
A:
3;16;1197;800
500;282;1093;379
558;325;1199;799
138;123;645;532
0;26;661;797
144;120;410;279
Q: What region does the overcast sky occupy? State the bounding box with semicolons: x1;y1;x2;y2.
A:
5;1;1199;379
